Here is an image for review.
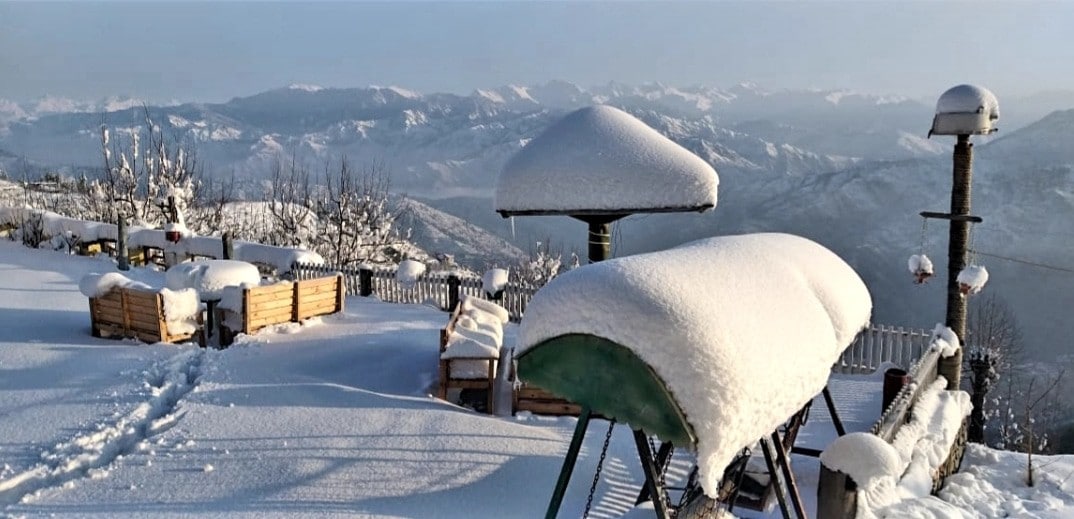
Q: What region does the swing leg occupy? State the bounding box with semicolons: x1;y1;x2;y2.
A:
635;441;674;505
822;385;847;437
633;430;671;519
771;431;808;519
545;406;592;519
760;437;793;519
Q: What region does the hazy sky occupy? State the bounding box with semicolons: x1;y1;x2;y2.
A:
2;1;1072;104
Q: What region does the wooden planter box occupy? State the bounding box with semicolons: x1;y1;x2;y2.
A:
218;275;344;345
89;288;203;345
437;305;499;413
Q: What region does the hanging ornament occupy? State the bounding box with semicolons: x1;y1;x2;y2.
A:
957;265;989;296
908;254;934;284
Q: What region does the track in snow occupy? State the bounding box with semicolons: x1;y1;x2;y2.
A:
0;348;204;507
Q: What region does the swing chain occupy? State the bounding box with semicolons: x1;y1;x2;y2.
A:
583;420;616;519
649;437;672;513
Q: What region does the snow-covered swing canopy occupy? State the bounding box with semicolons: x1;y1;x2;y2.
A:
515;233;872;497
494;105;718;262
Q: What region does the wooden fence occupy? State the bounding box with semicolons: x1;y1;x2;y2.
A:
89;288;202;345
227;275;345;338
292;262;537;322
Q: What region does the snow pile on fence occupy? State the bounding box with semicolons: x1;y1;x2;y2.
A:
822;376;971;517
442;296;508;379
515;232;872;496
495;105;718;214
482;268;509;296
396;259;427;288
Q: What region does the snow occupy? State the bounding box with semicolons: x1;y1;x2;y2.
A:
461;294;509;324
395;259;426;287
515;232;872;496
957;265;989;294
935;84;1000;118
481;268;509;296
78;272;152;298
908;254;934;275
165;260;262;300
2;239;1073;519
820;433;904;487
495;105;719;214
159;287;201;335
931;324;961;358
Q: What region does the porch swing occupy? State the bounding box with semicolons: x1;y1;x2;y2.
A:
514;233;873;519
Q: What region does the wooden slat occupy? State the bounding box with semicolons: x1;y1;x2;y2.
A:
297;283;340;297
123;291;159;307
296;291;339;306
247;306;293;321
246;287;296;304
94;308;126;324
93;298;124;313
127;314;164;333
296;302;339;319
297;276;339;289
247;297;295;312
246;314;293;330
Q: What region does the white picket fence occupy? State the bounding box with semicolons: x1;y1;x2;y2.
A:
834;324;932;374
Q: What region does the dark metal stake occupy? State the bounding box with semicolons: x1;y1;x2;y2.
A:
546;407;593;519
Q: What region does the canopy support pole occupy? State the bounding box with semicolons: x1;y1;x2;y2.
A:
633;430;671;519
545;406;593;519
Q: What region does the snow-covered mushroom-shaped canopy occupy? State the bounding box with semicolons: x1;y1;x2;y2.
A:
514;233;872;497
494;105;718;216
929;84;1000;137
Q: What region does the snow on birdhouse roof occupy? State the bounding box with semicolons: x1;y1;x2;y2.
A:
935;84;999;117
495;105;718;216
515;232;871;496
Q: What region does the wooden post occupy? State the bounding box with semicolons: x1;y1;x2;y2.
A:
222;232;234;260
817;465;858;519
447;275;461;310
939;134;972;390
359;268;374;297
117;217;129;271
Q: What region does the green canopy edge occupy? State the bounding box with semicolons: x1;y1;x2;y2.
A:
517;333;696;448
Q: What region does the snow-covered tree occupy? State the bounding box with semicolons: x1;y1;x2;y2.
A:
965;294;1025;443
312;158;409;266
511;239;578;287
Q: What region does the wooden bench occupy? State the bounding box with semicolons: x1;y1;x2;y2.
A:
89;287;204;345
437;304;499;413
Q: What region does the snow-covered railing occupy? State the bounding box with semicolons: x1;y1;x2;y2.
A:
817;328;971;518
834;325;931;374
291;262;536;322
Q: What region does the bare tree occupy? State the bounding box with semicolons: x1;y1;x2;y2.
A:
1023;370;1065;486
965;294;1025;442
313;157;405;266
264;155;316;247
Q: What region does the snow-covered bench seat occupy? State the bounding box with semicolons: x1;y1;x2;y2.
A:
514;232;872;499
81;273;204;345
437;296;509;413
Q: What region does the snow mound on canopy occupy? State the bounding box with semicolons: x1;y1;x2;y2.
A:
936;84;999;117
495;105;718;214
515;232;872;496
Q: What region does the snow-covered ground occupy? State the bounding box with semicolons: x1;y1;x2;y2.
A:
1;241;1072;518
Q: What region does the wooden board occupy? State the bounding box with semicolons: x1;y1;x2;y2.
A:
247;297;295;312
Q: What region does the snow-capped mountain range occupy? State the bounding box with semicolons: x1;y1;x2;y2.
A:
1;81;1072;360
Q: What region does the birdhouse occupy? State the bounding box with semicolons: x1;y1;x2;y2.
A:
928;84;1000;137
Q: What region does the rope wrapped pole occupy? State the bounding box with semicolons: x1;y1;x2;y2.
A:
939;134;972;391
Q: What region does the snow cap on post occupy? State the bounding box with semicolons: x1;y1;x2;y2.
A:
929;84;999;137
494;105;718;216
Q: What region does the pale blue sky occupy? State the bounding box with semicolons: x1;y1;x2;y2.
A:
1;1;1072;103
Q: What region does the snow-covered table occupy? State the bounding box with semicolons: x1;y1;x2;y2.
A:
165;260;262;344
